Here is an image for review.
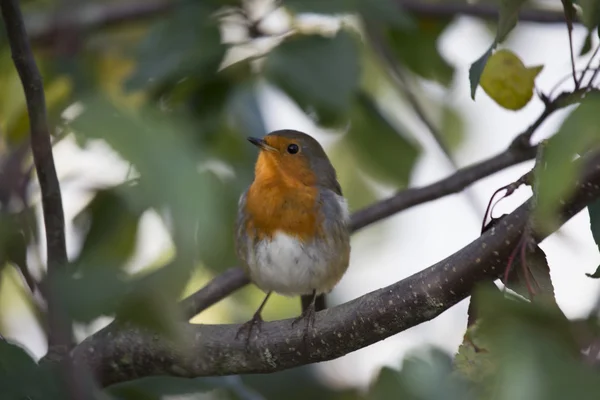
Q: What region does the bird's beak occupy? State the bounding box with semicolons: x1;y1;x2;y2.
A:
247;137;277;152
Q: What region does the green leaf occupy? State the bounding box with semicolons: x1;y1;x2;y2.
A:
265;30;360;126
504;244;556;304
473;288;600;400
0;338;37;394
495;0;528;43
50;267;130;324
586;198;600;277
346;91;419;188
106;376;260;400
329;138;380;212
440;104;466;151
534;93;600;234
358;0;415;29
73;186;144;271
578;0;600;31
368;348;473;400
469;45;494;99
282;0;358;14
0;338;65;399
579;30;593;56
227;81;266;139
125;2;225;93
385;18;455;87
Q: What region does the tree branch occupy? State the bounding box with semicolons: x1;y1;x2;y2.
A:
0;0;87;398
72;149;600;387
22;0;574;46
0;0;69;351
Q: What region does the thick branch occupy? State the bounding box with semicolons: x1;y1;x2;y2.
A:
73;150;600;387
1;0;69;349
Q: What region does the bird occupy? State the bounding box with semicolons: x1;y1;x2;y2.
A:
234;129;351;345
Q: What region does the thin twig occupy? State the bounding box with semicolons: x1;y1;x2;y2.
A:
578;44;600;84
561;0;579;88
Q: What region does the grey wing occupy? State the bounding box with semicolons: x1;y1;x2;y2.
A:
234;189;251;271
318;188;351;265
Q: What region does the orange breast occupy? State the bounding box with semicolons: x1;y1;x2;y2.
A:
245;178;320;242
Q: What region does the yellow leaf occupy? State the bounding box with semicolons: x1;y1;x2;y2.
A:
480;49;543;111
97;51;145;109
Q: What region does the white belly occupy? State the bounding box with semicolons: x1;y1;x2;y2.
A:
246;231;331;296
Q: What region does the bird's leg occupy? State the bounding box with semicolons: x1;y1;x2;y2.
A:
236;291;272;346
292;289;317;346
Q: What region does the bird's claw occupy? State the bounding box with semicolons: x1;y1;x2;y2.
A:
292;305;316;350
236;314;264;348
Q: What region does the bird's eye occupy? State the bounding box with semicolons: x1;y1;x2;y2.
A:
287;144;299;154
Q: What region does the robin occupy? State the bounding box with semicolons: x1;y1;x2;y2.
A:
235;129;351;344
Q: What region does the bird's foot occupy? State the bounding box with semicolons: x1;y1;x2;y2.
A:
292;304;316;351
236;313;264;348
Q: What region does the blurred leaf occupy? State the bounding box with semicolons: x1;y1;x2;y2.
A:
385;18;455;87
227;81;266;140
106;376;239;400
586;198;600;277
534;93;600;234
4;75;72;146
358;0;414;29
329;138;379;212
125;2;225;94
346;91;419;188
51;267;130;324
282;0;357;14
472;288;600;400
265;30;360;126
242;366;360;400
579;0;600;31
368;348;473;400
480;49;543;111
579;30;594;56
469;45;494;99
0;338;64;399
495;0;528;43
454;323;496;387
73;186;144;270
504;243;556;304
69;96;224;334
440;104;465;151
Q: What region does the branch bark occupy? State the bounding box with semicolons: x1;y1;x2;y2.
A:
73;150;600;387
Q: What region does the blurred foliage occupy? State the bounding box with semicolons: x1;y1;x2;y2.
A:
1;0;600;399
534;93;600;234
